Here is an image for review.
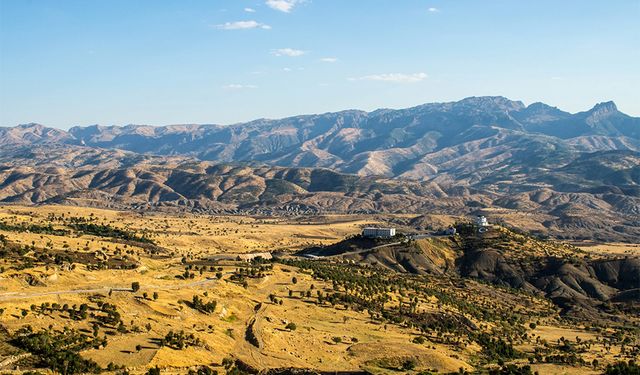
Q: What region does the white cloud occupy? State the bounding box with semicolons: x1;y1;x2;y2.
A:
282;67;292;72
428;7;439;12
349;72;428;83
271;48;306;57
244;7;256;12
223;84;258;89
216;20;271;30
320;57;338;63
265;0;300;13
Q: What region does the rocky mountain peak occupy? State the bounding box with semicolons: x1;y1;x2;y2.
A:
526;102;558;112
456;96;526;112
589;101;618;115
582;101;622;128
16;123;46;131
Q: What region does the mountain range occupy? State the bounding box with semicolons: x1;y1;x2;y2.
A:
1;96;638;241
3;97;639;179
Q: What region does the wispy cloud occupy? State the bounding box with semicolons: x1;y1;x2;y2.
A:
428;7;439;12
216;20;271;30
320;57;338;63
271;48;306;57
265;0;300;13
244;7;256;13
281;67;305;72
349;72;428;83
223;84;258;89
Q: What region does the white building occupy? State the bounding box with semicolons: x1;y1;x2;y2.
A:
476;215;489;227
362;227;396;238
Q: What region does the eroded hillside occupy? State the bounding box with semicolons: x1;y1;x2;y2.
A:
1;145;639;243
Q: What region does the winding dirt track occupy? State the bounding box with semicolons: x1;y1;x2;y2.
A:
319;234;441;259
0;276;229;302
322;241;403;258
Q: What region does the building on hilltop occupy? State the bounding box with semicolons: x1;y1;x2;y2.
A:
362;227;396;238
476;215;489;227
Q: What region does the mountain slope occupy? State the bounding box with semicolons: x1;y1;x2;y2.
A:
2;97;638;181
0;145;638;242
1;97;638;242
0;146;448;214
300;226;640;320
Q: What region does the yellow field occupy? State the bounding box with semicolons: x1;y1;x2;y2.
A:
0;204;636;374
575;241;640;257
0;205;468;373
0;205;387;256
0;260;470;373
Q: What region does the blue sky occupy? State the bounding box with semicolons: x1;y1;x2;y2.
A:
1;0;638;128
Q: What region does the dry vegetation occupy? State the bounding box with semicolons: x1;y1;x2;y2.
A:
0;205;638;375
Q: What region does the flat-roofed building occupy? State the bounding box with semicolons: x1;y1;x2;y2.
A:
362;227;396;238
476;215;489;227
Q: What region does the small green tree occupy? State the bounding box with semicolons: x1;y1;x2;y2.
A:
131;282;140;292
285;322;297;331
402;359;417;371
222;357;234;369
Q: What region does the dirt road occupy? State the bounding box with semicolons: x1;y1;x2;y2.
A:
0;275;229;302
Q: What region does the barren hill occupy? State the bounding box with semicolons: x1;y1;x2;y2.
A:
1;97;639;242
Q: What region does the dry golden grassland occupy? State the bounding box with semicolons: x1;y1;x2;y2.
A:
0;205;464;373
0;205;383;255
575;242;640;257
0;205;637;374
